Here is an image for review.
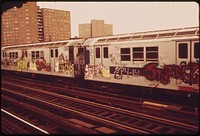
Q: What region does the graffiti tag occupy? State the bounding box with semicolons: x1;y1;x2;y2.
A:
110;66;141;79
143;62;199;85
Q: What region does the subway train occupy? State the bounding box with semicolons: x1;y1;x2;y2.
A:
1;26;199;93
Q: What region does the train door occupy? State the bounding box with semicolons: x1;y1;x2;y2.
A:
94;46;109;68
21;50;28;68
191;40;199;63
74;47;84;77
21;50;27;57
176;41;191;65
176;40;199;86
50;48;58;72
176;40;199;64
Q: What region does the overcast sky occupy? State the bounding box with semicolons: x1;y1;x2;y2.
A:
37;2;199;38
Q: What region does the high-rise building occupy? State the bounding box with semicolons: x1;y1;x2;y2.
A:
91;20;105;37
104;24;113;36
79;19;113;38
42;8;71;42
79;23;91;38
1;2;71;47
1;2;39;46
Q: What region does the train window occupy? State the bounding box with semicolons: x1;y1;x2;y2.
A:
103;47;108;58
55;49;58;57
121;48;130;61
178;43;188;58
8;52;18;59
133;47;144;61
146;47;158;61
22;50;27;57
36;51;39;59
96;48;100;58
15;52;18;59
51;49;53;57
194;42;199;59
40;51;44;59
3;52;5;57
32;51;44;60
3;52;7;57
32;51;35;59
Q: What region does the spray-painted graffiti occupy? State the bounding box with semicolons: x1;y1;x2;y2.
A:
85;64;110;78
110;46;120;65
110;66;141;79
143;62;199;85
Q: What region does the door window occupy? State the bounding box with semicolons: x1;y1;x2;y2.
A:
103;47;108;58
178;43;188;59
194;42;199;59
96;47;100;58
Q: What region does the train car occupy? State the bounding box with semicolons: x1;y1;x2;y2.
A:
84;27;199;93
1;26;199;93
1;38;86;78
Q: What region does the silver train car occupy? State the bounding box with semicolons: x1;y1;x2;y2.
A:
1;26;199;92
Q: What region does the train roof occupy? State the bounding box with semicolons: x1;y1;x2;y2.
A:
2;26;199;51
2;39;85;51
85;26;199;45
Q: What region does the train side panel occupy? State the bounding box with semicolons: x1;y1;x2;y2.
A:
85;39;199;93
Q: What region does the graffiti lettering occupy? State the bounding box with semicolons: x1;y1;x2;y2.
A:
143;62;199;85
111;66;141;79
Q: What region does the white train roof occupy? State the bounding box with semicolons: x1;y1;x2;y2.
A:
2;39;85;51
2;26;199;51
84;26;199;46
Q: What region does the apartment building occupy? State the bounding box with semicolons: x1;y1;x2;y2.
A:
79;23;91;38
1;2;71;46
1;2;39;46
42;8;71;42
79;19;113;38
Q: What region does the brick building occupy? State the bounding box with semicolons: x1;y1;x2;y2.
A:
79;19;113;38
1;2;71;46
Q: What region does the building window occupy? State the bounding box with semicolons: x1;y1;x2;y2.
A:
96;47;100;58
121;48;130;61
194;42;199;59
178;43;188;59
133;47;144;61
146;47;158;61
103;47;108;58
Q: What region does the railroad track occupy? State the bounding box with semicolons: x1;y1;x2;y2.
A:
1;109;49;134
2;75;199;120
1;78;198;134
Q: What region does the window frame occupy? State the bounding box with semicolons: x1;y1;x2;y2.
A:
132;47;144;61
31;51;44;60
103;47;108;58
178;43;188;59
96;47;100;58
120;48;131;61
194;42;199;59
146;46;158;61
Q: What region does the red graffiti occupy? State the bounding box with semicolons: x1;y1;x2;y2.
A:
144;62;199;85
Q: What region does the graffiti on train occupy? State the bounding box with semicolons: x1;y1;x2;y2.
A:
144;62;199;85
110;66;141;79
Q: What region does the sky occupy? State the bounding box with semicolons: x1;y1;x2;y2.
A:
37;2;199;38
